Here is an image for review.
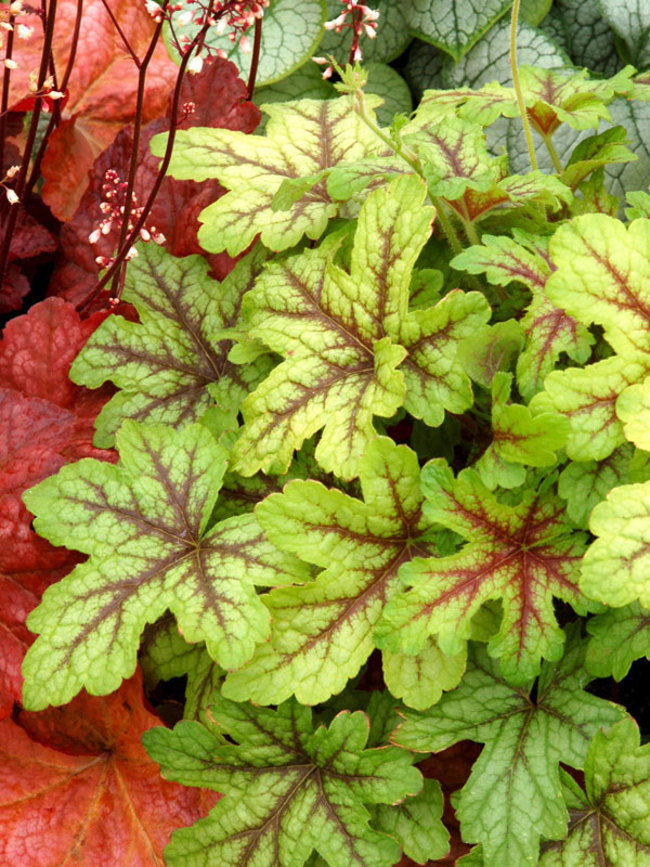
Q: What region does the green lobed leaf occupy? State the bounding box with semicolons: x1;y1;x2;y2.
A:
581;478;650;608
223;437;443;705
382;637;466;711
230;175;486;479
169;0;327;86
540;216;650;460
558;443;650;528
70;244;270;448
586;602;650;681
143;697;424;866
538;717;650;864
452;232;593;402
372;778;450;863
488;371;569;467
21;421;307;710
393;629;626;866
376;459;592;684
458;320;524;391
404;0;512;63
151;94;388;256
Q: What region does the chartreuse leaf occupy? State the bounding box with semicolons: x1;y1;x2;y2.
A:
404;0;511;62
21;421;307;710
581;479;650;608
142;697;425;866
70;244;270;448
169;0;326;86
535;216;650;460
231;175;487;479
586;602;650;681
538;718;650;864
376;460;592;684
223;437;460;706
151;95;388;256
382;636;466;711
393;629;626;866
452;232;593;401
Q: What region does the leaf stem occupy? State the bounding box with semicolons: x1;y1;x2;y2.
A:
247;16;263;99
542;134;563;174
510;0;537;171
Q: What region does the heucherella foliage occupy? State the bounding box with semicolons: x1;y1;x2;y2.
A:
18;35;650;864
142;696;435;866
21;421;307;709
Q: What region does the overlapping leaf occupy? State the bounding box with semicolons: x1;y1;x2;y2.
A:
230;175;488;479
151;94;390;255
21;420;307;710
0;299;115;717
376;459;592;683
539;718;650;864
585;601;650;681
404;0;511;62
143;697;425;866
70;244;271;447
452;232;593;401
580;478;650;609
536;215;650;460
393;630;625;866
223;437;464;707
0;671;217;865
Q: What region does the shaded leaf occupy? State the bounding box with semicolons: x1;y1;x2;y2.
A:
586;602;650;681
143;697;423;866
0;299;114;717
393;630;625;866
10;0;178;219
539;717;650;864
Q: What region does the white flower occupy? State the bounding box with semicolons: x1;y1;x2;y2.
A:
6;188;19;204
3;58;18;69
187;53;203;74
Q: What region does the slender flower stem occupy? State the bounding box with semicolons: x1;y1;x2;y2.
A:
81;2;219;310
25;0;84;198
109;0;170;297
98;0;141;67
0;14;16;179
247;16;262;98
510;0;537;171
0;0;58;294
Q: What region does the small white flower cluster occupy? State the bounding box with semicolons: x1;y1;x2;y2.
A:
145;0;269;71
1;1;32;65
89;169;166;269
2;165;20;205
313;0;379;78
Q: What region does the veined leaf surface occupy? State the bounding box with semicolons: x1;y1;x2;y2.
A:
394;631;625;865
539;718;650;864
21;421;306;710
143;697;425;866
377;460;592;683
151;95;388;255
70;244;270;447
223;437;459;706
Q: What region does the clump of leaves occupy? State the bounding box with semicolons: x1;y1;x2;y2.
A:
9;0;650;863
